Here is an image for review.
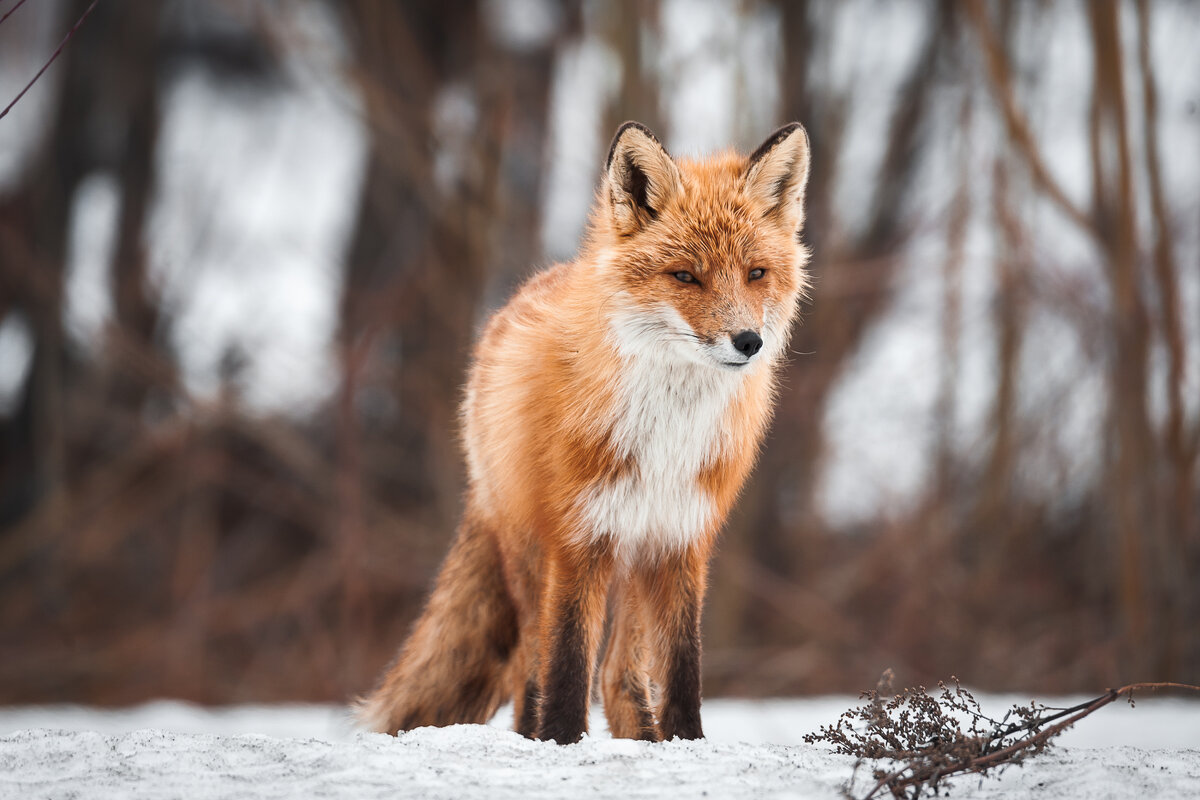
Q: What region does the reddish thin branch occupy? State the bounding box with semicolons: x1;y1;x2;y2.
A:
0;0;31;28
0;0;100;121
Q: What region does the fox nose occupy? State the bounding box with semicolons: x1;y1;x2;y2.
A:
731;330;763;358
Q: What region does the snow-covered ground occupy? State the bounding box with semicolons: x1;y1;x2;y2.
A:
1;697;1197;798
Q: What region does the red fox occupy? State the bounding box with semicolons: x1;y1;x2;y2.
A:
357;121;811;744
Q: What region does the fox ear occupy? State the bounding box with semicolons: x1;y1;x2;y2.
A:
743;123;811;232
604;121;683;236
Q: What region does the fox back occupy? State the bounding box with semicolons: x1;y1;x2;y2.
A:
359;122;812;744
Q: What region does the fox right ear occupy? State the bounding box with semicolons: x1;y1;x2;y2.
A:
604;121;683;236
743;123;811;233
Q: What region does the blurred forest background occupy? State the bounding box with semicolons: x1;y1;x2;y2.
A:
0;0;1197;706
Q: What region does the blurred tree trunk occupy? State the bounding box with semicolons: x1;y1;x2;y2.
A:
1087;0;1158;680
106;5;167;413
0;0;165;526
968;3;1023;565
972;158;1024;562
933;98;970;504
744;0;956;565
1134;0;1195;682
340;0;469;527
336;0;488;687
481;5;575;300
1088;0;1149;667
600;0;663;138
338;0;568;685
707;1;959;665
339;0;565;521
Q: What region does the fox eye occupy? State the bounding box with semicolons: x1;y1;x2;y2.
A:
748;268;766;281
673;271;698;284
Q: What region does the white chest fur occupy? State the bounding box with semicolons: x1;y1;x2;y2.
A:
577;304;743;557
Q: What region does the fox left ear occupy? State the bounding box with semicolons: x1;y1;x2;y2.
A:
743;123;811;233
604;121;683;236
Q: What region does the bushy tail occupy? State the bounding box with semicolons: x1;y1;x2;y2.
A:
355;517;518;734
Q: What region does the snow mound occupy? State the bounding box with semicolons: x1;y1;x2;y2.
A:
1;725;845;799
1;699;1197;799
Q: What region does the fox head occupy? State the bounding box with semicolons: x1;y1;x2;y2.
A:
586;121;811;372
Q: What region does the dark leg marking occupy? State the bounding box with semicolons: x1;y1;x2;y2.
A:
516;678;540;739
658;602;704;741
537;607;590;744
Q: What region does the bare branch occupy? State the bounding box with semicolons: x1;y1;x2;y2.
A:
0;0;101;121
0;0;31;28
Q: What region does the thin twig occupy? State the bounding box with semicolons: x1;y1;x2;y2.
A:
0;0;31;28
0;0;100;121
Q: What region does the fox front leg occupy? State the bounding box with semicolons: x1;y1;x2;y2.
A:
636;546;708;741
536;542;614;744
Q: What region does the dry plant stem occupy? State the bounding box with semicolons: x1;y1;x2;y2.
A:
861;682;1200;800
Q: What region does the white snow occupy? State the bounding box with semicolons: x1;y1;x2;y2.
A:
1;696;1197;799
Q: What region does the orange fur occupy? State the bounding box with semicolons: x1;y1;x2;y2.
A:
357;121;812;744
